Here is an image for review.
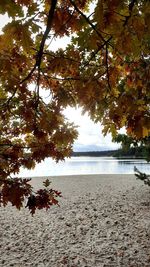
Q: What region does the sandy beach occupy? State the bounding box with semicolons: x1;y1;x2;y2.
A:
0;174;150;267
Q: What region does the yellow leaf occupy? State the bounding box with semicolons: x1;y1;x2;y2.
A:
142;127;149;138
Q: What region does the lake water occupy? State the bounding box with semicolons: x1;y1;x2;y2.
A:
19;157;150;177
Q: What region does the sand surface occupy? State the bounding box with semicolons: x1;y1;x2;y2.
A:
0;174;150;267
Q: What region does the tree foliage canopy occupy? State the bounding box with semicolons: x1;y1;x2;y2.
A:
0;0;150;212
113;133;150;159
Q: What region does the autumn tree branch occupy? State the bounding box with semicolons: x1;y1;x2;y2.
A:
36;0;57;68
69;0;112;71
47;7;76;47
83;36;112;68
69;0;112;44
123;0;137;26
105;44;111;91
21;0;57;87
43;52;103;69
69;0;105;42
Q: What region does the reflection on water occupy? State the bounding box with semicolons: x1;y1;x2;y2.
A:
19;157;150;177
118;161;147;164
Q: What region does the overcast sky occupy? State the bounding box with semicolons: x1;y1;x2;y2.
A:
0;12;120;152
63;107;120;151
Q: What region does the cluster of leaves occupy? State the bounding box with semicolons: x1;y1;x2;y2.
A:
134;167;150;187
0;177;32;209
26;188;61;215
0;0;150;211
25;178;62;215
0;177;61;214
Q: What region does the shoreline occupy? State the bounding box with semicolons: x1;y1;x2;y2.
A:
1;174;150;267
29;174;137;194
29;174;138;194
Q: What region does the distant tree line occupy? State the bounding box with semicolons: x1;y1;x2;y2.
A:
72;134;150;160
72;150;118;157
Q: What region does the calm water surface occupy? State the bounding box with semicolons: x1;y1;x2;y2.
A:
19;157;150;177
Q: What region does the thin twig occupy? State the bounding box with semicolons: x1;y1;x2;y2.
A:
83;36;112;69
69;0;105;42
105;44;111;91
